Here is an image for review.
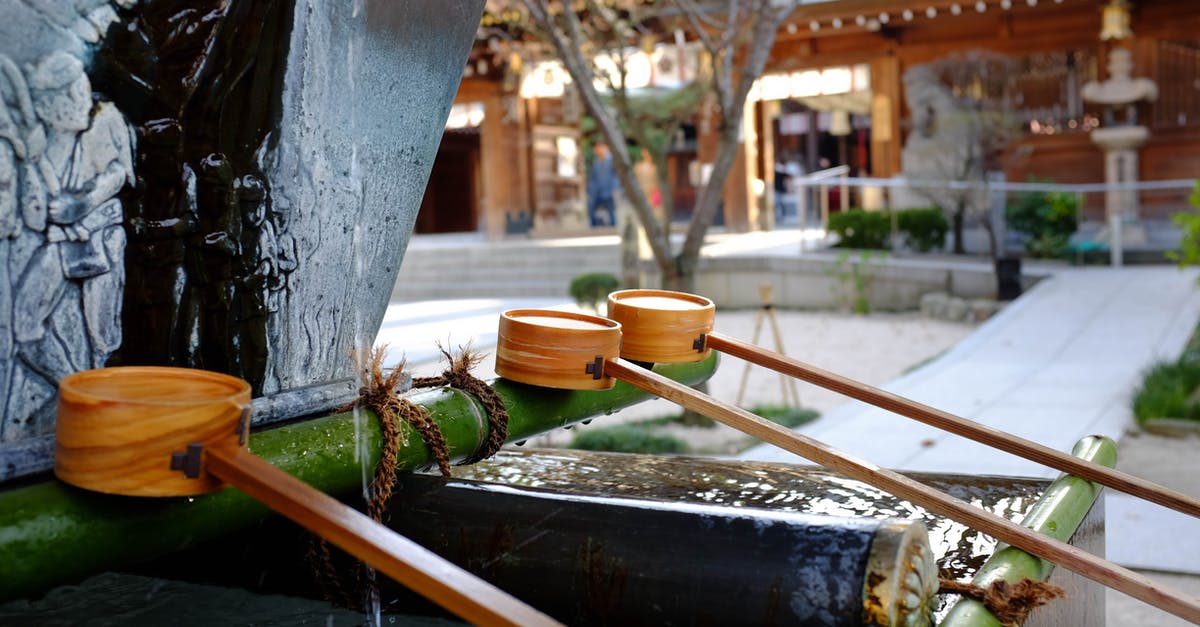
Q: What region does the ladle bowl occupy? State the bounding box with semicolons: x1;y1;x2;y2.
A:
606;289;714;364
55;366;251;497
495;309;621;390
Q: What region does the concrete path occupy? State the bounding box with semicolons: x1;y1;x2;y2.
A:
740;266;1200;475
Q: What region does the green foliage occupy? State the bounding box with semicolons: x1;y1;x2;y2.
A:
569;272;619;312
828;208;891;250
1023;232;1072;259
612;82;707;158
569;424;688;454
1132;359;1200;425
829;250;886;315
1167;180;1200;271
896;207;949;252
1133;313;1200;425
750;405;819;428
1005;181;1079;258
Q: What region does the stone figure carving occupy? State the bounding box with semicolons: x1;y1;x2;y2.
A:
900;63;980;192
97;0;297;394
897;59;1012;254
0;50;134;439
0;0;483;457
903;64;958;141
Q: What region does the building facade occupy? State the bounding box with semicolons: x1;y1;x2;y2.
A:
424;0;1200;239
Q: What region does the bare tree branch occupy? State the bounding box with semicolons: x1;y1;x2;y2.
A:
509;0;796;289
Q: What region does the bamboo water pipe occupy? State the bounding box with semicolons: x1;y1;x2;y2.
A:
494;306;1200;624
607;289;1200;520
53;366;560;627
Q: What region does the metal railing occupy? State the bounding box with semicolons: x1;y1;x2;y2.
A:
784;165;850;233
783;175;1195;266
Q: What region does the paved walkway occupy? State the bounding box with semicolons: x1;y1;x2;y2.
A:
740;266;1200;475
386;232;1200;587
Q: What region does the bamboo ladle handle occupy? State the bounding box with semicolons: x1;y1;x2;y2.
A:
705;331;1200;520
603;358;1200;624
203;445;561;627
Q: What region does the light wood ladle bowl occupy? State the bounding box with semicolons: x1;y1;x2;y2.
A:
54;366;559;627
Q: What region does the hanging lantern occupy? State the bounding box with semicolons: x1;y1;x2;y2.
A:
830;110;852;136
639;34;656;56
1100;0;1133;41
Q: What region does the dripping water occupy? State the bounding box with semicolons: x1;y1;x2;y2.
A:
345;0;381;625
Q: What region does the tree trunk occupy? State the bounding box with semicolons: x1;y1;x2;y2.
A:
620;216;640;289
952;206;966;255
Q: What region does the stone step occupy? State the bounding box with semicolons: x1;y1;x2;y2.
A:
393;237;623;301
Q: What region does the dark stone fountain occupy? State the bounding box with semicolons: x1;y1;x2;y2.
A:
0;0;476;444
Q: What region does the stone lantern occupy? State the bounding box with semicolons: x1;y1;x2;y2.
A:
1081;1;1157;266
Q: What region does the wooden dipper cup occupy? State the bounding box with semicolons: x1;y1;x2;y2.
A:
606;289;714;364
55;366;250;497
495;309;621;390
53;366;560;627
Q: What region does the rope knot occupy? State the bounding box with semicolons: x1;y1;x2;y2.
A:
413;343;510;466
939;576;1065;626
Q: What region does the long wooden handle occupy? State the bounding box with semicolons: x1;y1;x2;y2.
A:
203;445;562;627
707;331;1200;520
604;357;1200;624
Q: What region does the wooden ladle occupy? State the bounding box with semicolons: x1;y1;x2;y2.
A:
54;366;560;627
496;305;1200;623
606;288;1200;519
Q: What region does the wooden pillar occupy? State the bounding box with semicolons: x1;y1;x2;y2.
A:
758;100;778;231
721;95;759;233
870;55;902;178
696;97;719;218
458;79;531;240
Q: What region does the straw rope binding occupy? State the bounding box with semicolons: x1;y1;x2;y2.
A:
939;576;1065;626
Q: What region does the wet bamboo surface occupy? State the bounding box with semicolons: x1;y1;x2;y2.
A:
605;357;1200;624
382;473;919;625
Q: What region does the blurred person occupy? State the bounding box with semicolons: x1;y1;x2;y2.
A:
587;141;617;227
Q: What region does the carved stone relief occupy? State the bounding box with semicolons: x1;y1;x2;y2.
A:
0;0;483;448
0;3;136;440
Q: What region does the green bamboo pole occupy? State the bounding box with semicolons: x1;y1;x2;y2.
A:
939;435;1119;627
0;357;716;602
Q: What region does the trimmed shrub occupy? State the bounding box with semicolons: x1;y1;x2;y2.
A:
569;272;619;312
1006;181;1078;258
896;207;949;252
1132;360;1200;425
569;424;688;454
828;208;891;250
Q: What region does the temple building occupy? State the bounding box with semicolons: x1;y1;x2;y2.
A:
423;0;1200;241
